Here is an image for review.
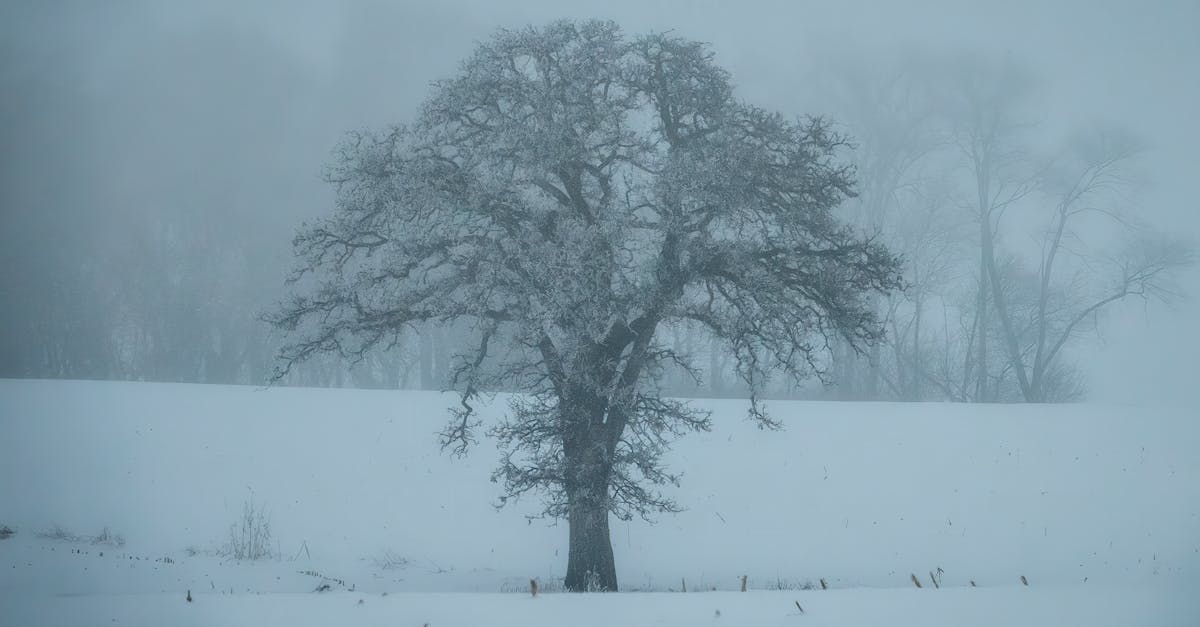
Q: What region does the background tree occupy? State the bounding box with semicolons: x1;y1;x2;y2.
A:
271;21;901;591
879;175;967;400
991;129;1195;401
943;55;1039;402
800;52;1195;404
819;60;944;400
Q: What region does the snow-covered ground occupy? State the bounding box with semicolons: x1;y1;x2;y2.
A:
5;586;1199;627
2;379;1198;625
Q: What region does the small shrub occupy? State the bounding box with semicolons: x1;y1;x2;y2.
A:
224;498;276;561
35;525;125;546
92;527;125;548
370;549;409;571
501;577;565;594
763;577;819;591
0;525;14;540
37;525;81;542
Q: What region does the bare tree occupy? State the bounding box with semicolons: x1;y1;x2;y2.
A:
817;55;946;400
991;129;1195;401
269;21;901;591
881;175;968;400
946;55;1039;402
807;52;1194;405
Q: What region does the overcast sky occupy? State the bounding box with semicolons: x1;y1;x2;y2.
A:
2;0;1197;405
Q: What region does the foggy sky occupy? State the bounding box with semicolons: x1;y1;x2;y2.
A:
2;0;1197;405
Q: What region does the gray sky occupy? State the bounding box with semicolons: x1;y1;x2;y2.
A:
2;0;1197;405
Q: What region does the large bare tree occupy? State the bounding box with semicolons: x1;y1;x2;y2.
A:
270;21;901;591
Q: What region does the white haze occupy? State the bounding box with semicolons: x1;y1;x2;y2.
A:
1;0;1196;405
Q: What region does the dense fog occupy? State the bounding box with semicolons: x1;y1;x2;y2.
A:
2;0;1197;405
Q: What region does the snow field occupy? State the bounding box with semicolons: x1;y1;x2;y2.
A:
1;379;1197;624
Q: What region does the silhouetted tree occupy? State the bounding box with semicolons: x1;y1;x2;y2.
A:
270;21;901;591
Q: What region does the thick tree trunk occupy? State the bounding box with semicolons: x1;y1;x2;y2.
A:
559;390;620;592
563;483;618;591
555;332;650;592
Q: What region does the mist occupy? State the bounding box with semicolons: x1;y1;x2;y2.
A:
2;0;1197;406
4;4;1200;622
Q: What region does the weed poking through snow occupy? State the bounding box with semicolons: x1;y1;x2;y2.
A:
369;549;409;571
224;497;276;561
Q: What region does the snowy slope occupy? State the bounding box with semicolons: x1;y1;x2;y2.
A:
1;379;1198;624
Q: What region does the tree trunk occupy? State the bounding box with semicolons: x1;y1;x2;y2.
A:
866;341;881;400
981;221;1034;402
709;333;724;396
976;221;990;402
973;150;992;403
419;328;434;389
910;289;923;401
433;324;450;383
559;388;620;592
563;477;617;591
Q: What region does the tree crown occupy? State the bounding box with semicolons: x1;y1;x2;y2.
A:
272;20;902;519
